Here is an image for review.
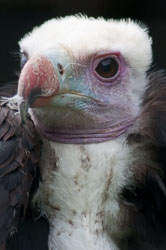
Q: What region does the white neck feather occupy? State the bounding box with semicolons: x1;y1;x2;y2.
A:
36;136;133;250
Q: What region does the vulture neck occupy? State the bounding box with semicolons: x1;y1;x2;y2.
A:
38;136;132;250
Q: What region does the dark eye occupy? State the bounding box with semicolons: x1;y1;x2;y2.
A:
95;58;119;78
20;52;28;68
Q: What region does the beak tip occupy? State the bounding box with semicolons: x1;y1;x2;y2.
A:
18;99;29;124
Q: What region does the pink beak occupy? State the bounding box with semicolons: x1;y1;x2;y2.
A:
18;56;59;108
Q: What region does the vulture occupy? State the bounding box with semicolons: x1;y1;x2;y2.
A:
1;15;166;250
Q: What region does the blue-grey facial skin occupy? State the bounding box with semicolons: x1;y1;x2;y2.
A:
30;50;137;140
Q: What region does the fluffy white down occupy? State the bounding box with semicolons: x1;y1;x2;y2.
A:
20;15;152;75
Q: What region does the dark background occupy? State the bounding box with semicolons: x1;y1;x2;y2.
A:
0;0;166;84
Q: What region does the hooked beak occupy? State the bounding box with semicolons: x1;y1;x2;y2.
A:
19;98;29;124
17;55;60;123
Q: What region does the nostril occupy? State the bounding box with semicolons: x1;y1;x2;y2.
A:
57;63;64;75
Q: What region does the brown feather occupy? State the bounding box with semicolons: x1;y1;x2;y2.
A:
122;70;166;249
0;83;41;248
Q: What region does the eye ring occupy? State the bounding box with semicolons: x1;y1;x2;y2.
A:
20;51;28;68
92;52;122;85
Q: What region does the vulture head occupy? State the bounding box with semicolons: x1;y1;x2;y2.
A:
16;16;165;250
18;16;152;144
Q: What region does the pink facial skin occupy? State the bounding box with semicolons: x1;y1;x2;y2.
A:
84;51;129;108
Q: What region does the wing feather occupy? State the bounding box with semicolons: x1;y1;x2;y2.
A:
0;83;44;249
122;70;166;249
